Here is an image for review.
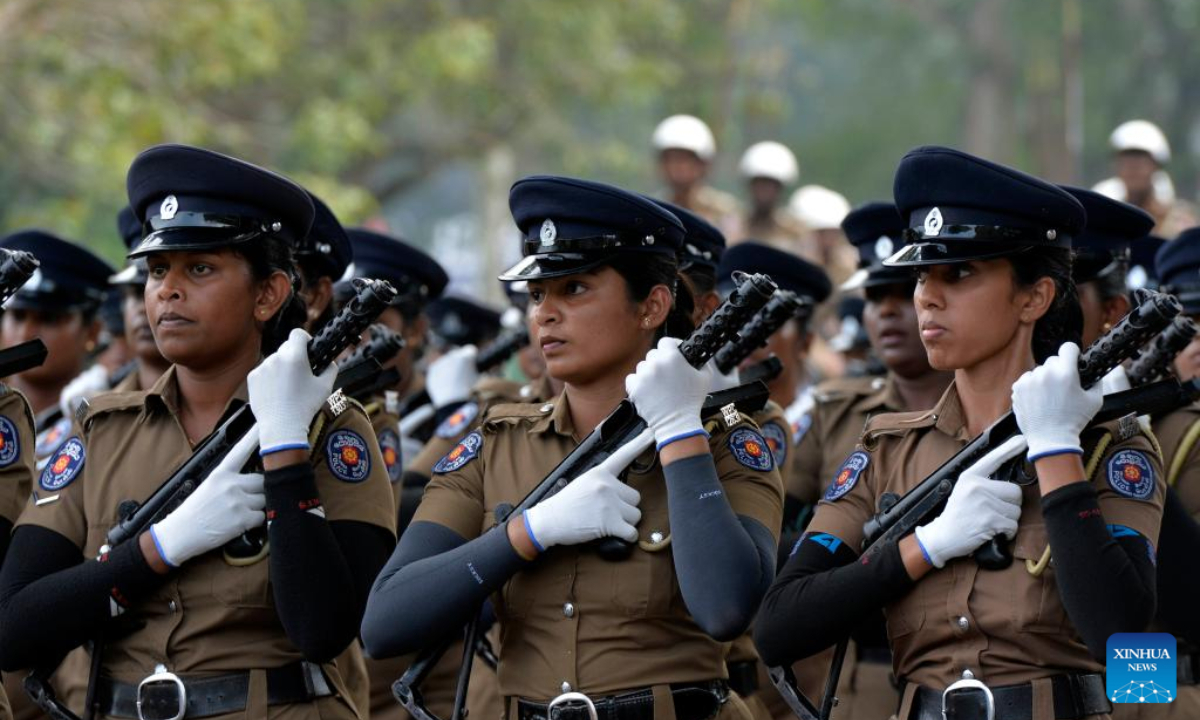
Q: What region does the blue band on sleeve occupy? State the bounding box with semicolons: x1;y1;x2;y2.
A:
655;428;710;452
1028;447;1084;463
915;534;933;567
260;442;311;457
149;526;177;568
523;513;545;553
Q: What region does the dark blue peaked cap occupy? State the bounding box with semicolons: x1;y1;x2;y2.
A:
298;193;352;280
888;146;1086;267
1061;186;1153;284
116;206;142;249
716;241;832;304
840;201;911;290
126;144;314;259
649;198;725;270
0;229;114;311
1157;228;1200;313
501;175;684;281
427;295;503;347
343;228;448;307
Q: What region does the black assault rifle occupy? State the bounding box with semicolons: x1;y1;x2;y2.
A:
392;271;779;720
336;323;407;401
770;289;1183;720
712;290;808;375
0;248;48;381
23;278;397;720
1128;316;1198;387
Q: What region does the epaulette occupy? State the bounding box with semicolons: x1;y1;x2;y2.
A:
473;377;524;402
861;407;936;449
481;400;555;429
81;390;149;428
812;375;881;404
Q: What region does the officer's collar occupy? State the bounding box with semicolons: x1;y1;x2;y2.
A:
929;381;972;442
851;374;904;416
528;388;577;439
144;364;250;421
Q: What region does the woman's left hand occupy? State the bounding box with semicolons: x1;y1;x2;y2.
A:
1011;342;1103;461
249;328;337;455
626;337;714;450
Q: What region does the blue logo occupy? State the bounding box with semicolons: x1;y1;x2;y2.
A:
378;428;402;483
761;421;788;468
436;402;479;439
433;431;483;474
825;451;869;501
1107;450;1155;500
728;428;774;472
1107;633;1176;704
326;430;371;483
0;415;20;467
39;436;85;491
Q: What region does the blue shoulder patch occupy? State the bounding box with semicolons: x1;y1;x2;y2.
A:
791;414;813;446
39;436;85;491
806;532;844;554
761;421;788;468
378;428;402;483
0;415;21;467
433;431;484;474
326;429;372;483
728;427;774;472
1106;449;1155;500
436;402;479;439
825;451;869;501
35;415;72;460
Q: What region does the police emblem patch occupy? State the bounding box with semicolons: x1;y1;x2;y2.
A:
1107;449;1155;500
160;194;179;220
924;207;943;236
761;421;788;468
36;416;72;460
874;236;894;260
540;219;557;246
792;413;813;446
326;430;371;483
40;436;84;491
0;415;20;468
825;451;869;501
728;428;774;472
433;431;483;474
436;402;479;439
378;428;402;483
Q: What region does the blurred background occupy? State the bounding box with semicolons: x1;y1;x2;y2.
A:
3;0;1199;301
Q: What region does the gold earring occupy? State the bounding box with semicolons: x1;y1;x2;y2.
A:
85;340;96;352
1101;322;1113;332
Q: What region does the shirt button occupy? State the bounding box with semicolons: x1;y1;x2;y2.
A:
540;403;554;413
168;600;178;613
650;531;665;544
562;602;575;618
561;681;572;693
956;616;969;630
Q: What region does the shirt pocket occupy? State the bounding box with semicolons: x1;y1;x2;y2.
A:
609;479;676;618
1008;523;1071;634
208;552;275;609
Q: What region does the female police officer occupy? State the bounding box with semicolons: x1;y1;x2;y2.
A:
755;147;1164;720
362;175;783;720
0;144;396;720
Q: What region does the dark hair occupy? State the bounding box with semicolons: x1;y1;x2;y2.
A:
605;253;696;340
1091;259;1130;303
1009;247;1082;364
296;257;336;335
234;237;308;354
681;263;717;297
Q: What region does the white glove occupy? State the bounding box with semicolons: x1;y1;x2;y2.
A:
248;328;336;455
427;345;480;408
913;435;1027;568
1011;342;1103;460
707;360;741;392
523;428;653;550
58;365;110;419
626;338;713;450
150;428;266;567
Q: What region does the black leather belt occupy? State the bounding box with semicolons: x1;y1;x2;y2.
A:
95;661;335;719
911;674;1110;720
725;660;759;696
517;681;729;720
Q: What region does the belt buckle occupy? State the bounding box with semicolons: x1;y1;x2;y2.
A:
547;691;598;720
941;671;994;720
137;664;187;720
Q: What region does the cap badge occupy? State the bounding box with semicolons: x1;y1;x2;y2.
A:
160;195;179;221
924;207;943;237
540;219;557;247
874;236;894;259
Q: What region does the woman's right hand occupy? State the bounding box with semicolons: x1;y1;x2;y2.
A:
148;429;266;568
913;435;1027;568
521;429;652;552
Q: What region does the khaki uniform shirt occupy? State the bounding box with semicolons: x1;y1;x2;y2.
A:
790;375;902;505
1151;402;1200;518
807;382;1164;691
363;392;404;507
739;210;807;252
413;390;783;700
15;366;396;719
660;186;745;242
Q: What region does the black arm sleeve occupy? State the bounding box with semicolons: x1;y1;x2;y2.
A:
754;533;913;667
361;520;527;659
0;526;166;670
265;463;396;663
1156;486;1200;644
665;453;776;641
0;517;11;569
1041;482;1157;661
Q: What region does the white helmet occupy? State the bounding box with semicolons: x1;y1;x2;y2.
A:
789;185;850;230
1110;120;1171;165
738;141;800;185
652;115;716;161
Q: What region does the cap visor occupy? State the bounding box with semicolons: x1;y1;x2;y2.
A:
127;227;261;259
883;241;1031;267
497;254;610;282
